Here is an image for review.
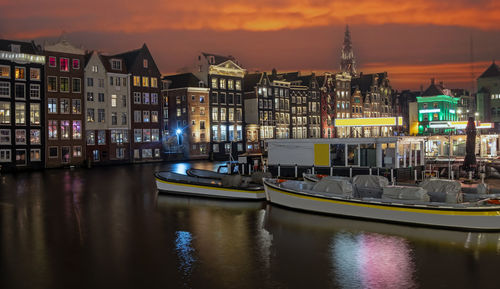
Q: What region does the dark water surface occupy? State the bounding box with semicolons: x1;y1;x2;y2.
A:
1;161;500;289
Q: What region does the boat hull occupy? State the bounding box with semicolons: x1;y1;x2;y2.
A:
264;180;500;231
156;177;266;200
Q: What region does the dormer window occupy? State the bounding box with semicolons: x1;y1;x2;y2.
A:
143;59;148;68
209;56;215;64
10;45;20;53
111;59;122;70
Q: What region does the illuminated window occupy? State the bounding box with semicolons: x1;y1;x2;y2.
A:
0;66;9;78
143;110;150;122
72;121;82;139
87;131;95;145
48;120;58;139
30;129;41;144
15;67;25;80
72;146;82;158
219;79;226;89
151;77;158;88
15;129;26;144
30;103;40;125
98;130;105;145
30;68;40;80
111;95;117;107
48;98;57;113
87;108;95;122
228;79;234;90
60;58;69;72
60;98;70;114
235;80;241;90
15;103;25;125
142;77;149;87
143;129;151;142
133;76;140;86
72;59;80;69
48;57;56;67
211;78;218;88
60;120;70;139
143;59;148;68
72;99;81;114
60;77;69;92
151;111;158;123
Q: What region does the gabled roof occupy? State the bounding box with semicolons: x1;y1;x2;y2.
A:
278;72;300;82
479;61;500;79
112;46;142;70
351;74;375;93
244;73;263;91
202;52;236;65
0;39;40;54
163;73;205;89
422;80;445;96
112;43;160;75
100;54;128;74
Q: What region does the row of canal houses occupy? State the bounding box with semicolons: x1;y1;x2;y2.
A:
0;38;162;172
0;37;395;171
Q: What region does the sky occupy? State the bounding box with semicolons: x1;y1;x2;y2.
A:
1;0;499;90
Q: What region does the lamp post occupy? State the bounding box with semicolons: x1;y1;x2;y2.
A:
176;128;182;145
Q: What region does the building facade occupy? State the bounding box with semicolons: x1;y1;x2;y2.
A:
417;79;459;135
43;39;85;168
195;53;245;160
0;40;45;171
477;61;500;125
114;44;162;162
164;73;210;159
84;52;131;164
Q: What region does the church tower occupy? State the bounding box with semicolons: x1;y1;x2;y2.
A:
340;25;357;76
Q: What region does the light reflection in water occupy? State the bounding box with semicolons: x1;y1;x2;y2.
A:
331;232;416;289
172;163;191;175
175;231;196;276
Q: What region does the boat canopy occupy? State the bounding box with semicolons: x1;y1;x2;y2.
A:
312;178;354;197
382;186;430;202
419;179;463;203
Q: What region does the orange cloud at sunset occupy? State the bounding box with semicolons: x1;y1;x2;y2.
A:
1;0;500;39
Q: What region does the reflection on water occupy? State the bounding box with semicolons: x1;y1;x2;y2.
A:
2;162;500;289
175;231;196;276
331;232;416;289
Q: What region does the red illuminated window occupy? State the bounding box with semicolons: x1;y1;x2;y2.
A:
72;59;80;69
60;58;69;72
49;57;56;67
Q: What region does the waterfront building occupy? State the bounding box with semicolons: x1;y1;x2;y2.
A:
269;70;291;140
163;73;210;159
319;73;335;138
0;40;45;171
113;44;162;162
84;51;131;164
393;90;420;134
477;61;500;125
244;71;288;153
43;39;85;168
451;89;475;121
333;72;353;137
348;72;394;137
195;53;245;160
416;79;459;135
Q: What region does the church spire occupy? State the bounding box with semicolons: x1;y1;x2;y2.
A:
340;25;357;76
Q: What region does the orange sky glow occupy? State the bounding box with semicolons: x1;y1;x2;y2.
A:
1;0;499;90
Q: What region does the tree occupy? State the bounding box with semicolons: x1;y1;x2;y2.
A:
463;116;476;173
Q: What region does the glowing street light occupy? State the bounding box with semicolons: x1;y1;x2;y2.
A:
176;128;182;135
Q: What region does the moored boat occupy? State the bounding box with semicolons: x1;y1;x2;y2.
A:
263;175;500;231
186;168;229;179
155;171;266;200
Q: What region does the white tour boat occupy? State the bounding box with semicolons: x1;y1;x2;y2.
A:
264;175;500;231
155;171;266;200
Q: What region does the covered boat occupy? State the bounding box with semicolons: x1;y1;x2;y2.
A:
263;176;500;231
155;171;265;200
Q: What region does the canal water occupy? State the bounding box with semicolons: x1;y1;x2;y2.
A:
1;161;500;289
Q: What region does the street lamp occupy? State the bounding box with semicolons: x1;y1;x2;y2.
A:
176;128;182;145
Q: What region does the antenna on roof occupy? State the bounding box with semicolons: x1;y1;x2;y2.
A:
470;32;475;94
